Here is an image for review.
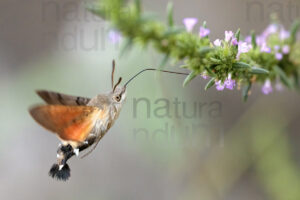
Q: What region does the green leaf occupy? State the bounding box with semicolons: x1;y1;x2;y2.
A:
250;67;269;74
167;2;174;27
198;47;214;55
242;82;252;102
251;31;257;49
233;29;241;50
204;67;216;76
183;71;197;87
205;77;216;90
135;0;141;15
233;62;252;69
235;28;241;42
290;20;300;45
210;57;222;64
163;27;184;37
138;13;158;23
274;66;293;88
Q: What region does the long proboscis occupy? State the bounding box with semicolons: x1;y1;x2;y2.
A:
124;69;189;87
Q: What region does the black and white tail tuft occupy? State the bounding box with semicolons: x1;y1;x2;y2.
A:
49;163;71;181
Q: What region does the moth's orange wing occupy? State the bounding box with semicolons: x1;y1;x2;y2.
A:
29;105;102;142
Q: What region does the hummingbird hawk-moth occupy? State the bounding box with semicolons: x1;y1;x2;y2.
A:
29;60;188;181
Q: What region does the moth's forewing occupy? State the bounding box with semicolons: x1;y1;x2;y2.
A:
36;90;91;106
29;105;101;142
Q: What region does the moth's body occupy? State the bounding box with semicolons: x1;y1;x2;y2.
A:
45;88;126;180
62;89;126;150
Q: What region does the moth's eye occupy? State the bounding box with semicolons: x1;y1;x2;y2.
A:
115;95;121;102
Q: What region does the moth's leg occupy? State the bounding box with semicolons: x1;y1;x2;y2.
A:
79;133;104;158
78;135;97;152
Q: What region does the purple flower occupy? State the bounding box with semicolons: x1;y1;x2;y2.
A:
280;29;290;40
231;38;238;46
237;41;252;59
274;45;280;51
275;53;283;60
245;36;251;44
214;39;222;47
215;80;225;91
183;18;198;32
260;43;271;53
108;30;122;44
238;42;252;53
225;31;234;42
256;35;266;46
262;24;278;37
267;24;278;33
224;74;236;90
199;26;210;38
261;79;273;95
275;81;284;91
201;73;209;79
282;45;290;54
224;30;237;45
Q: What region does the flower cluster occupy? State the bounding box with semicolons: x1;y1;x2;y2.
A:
181;17;299;95
182;20;243;91
241;24;293;95
92;0;300;101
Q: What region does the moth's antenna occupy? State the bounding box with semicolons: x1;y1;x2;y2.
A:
124;68;189;87
113;77;122;92
111;60;116;89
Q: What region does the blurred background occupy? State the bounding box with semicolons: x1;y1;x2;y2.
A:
1;0;300;199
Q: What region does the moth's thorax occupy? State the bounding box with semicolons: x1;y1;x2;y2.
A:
87;94;110;108
87;90;126;139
